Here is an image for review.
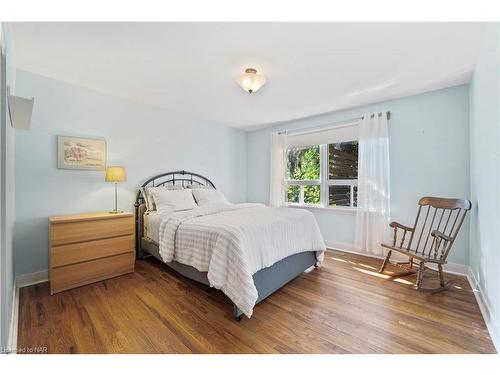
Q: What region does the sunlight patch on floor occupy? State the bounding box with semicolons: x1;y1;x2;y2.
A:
352;266;414;285
357;263;376;270
330;257;348;263
331;257;377;271
353;267;391;279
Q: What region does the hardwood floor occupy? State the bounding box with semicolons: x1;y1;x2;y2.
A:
17;250;496;354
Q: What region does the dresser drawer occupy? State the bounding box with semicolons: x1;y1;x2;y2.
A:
51;234;134;267
51;216;134;246
50;252;135;294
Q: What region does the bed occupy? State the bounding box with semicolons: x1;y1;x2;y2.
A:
134;170;326;320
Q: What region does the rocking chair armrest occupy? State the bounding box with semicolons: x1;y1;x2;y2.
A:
431;230;452;242
389;221;414;232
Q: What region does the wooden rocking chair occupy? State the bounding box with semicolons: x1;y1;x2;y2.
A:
379;197;471;292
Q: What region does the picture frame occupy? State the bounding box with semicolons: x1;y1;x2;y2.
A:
57;135;107;171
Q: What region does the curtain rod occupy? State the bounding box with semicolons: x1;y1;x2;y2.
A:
279;111;391;136
365;111;391;120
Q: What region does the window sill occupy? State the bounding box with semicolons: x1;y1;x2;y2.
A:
285;204;358;215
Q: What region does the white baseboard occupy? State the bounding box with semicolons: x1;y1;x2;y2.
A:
437;262;469;276
6;270;49;354
326;239;497;352
16;269;48;288
324;240;468;276
325;240;367;257
467;268;499;352
7;279;19;354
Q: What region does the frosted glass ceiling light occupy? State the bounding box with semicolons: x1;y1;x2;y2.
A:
238;68;266;94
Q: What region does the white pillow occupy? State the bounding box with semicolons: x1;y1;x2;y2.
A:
186;184;214;190
151;189;197;213
141;185;184;211
192;189;229;206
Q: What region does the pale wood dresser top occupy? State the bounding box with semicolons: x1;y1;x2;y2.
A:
49;211;133;224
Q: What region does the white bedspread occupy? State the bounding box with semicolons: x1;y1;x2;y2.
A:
158;203;326;317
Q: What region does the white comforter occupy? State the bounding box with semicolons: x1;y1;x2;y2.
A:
158;203;326;317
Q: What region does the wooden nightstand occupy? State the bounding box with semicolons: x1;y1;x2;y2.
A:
49;212;135;294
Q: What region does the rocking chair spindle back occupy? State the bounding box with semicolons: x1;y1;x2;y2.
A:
379;196;471;291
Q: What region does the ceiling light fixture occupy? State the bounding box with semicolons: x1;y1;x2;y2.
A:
238;68;266;94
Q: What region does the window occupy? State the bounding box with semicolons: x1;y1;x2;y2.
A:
284;125;358;209
286;145;321;205
328;141;358;208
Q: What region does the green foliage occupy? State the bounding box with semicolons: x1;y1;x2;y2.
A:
303;185;320;204
287;146;321;204
287;185;300;203
287;146;320;180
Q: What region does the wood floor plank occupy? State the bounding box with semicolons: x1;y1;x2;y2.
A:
17;250;496;354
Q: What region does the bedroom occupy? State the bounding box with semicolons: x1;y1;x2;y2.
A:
1;0;500;372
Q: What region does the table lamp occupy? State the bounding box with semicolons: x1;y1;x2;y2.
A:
105;166;126;213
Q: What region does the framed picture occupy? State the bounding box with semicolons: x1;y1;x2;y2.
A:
57;136;107;171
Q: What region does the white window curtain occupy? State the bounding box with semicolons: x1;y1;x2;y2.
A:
269;131;287;207
355;112;391;256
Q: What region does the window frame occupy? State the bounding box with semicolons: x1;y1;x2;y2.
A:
285;142;358;210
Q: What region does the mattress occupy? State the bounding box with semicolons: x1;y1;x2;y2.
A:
144;211;162;243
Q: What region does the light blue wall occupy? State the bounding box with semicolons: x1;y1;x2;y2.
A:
0;23;16;350
247;85;471;265
14;70;247;276
14;69;473;277
469;23;500;347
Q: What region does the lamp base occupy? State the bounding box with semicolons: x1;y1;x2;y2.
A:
109;210;124;214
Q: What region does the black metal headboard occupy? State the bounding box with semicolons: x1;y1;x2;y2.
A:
134;170;216;258
134;170;216;205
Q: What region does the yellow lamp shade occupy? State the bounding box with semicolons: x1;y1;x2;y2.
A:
105;166;126;182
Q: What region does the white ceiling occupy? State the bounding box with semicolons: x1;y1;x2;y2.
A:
11;22;487;129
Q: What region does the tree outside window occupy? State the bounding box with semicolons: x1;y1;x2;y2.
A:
285;141;358;208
